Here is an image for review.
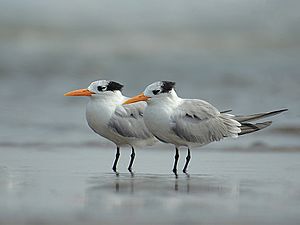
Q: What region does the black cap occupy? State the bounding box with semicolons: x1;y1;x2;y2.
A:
161;81;176;93
106;81;124;91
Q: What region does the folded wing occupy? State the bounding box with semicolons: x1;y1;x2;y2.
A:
108;101;154;139
171;100;241;145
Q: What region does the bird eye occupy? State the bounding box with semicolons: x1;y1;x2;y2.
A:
97;86;104;92
152;90;160;95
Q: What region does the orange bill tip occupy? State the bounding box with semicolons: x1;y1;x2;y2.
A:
123;93;150;104
64;89;94;96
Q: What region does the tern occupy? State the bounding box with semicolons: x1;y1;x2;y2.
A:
124;81;287;176
64;80;156;174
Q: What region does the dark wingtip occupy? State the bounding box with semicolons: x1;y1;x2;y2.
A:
220;109;232;114
276;108;288;113
161;81;176;93
106;81;124;91
260;120;273;126
266;108;288;117
239;121;273;136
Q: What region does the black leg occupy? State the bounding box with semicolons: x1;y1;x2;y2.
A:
128;147;135;174
172;147;179;177
112;146;120;174
183;148;191;174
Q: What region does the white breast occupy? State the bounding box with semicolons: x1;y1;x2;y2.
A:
144;99;183;146
86;95;156;147
86;99;117;141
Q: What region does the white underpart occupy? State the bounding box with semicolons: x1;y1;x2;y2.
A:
86;91;156;147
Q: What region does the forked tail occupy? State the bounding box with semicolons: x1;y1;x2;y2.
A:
234;109;288;123
239;121;272;136
227;109;287;136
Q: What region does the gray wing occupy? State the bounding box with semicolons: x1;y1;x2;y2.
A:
108;101;153;139
171;100;241;144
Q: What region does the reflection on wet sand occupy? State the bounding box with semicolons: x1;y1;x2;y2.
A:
83;174;242;224
86;173;237;196
83;171;300;225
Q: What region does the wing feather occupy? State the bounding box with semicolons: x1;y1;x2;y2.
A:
171;100;241;145
108;102;153;139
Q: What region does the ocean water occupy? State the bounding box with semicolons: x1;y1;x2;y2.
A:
0;0;300;224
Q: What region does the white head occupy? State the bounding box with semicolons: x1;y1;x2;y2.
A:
64;80;124;97
144;81;176;98
123;81;177;105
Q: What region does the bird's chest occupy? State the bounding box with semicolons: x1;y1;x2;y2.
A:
144;105;174;140
86;101;114;134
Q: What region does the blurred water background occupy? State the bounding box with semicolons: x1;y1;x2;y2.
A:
0;0;299;148
0;0;300;224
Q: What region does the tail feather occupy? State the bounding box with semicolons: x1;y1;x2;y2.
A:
239;121;272;136
234;109;288;123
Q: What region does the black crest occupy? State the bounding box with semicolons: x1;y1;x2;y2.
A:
161;81;176;93
106;81;124;91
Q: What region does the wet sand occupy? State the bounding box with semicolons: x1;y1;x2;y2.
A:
1;147;300;225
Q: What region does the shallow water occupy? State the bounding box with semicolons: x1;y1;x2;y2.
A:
1;147;300;225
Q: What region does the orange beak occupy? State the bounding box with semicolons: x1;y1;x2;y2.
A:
64;89;95;96
123;93;150;104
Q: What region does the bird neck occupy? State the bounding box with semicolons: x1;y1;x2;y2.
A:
149;89;181;106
